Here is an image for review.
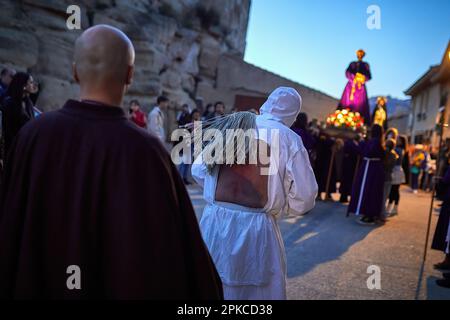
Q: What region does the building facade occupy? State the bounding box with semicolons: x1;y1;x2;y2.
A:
405;42;450;147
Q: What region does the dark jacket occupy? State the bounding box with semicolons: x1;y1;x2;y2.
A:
1;95;35;157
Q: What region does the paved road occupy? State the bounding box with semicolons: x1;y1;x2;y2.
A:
188;184;450;300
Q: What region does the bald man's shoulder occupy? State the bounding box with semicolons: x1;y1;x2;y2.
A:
15;103;169;160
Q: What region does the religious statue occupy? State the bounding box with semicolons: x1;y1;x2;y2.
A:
372;96;388;130
338;49;372;124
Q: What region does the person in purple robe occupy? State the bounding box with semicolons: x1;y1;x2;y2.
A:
0;25;223;299
348;124;385;224
338;49;372;124
291;112;316;155
339;135;364;203
314;133;336;200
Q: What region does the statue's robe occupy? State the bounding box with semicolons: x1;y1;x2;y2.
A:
338;61;372;123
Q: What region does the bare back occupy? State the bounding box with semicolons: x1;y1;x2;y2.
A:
215;141;270;209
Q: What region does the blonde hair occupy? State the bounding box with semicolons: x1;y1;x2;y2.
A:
386;127;398;140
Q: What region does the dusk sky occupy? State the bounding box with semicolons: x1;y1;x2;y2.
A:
244;0;450;100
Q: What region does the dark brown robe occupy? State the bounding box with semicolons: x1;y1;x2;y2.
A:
0;99;223;299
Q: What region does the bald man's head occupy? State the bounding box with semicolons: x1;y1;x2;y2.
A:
73;25;135;101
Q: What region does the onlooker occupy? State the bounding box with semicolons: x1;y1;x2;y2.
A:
178;109;200;185
383;138;398;219
420;145;435;192
148;95;169;142
2;72;37;158
0;67;17;165
425;153;437;192
177;104;191;127
402;137;411;185
29;79;40;106
387;135;408;216
0;67;16;103
128;99;147;129
214;101;225;117
202;103;215;121
411;145;425;194
420;143;431;190
385;128;398;141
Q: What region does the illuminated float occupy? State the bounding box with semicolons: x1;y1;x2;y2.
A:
324;108;366;138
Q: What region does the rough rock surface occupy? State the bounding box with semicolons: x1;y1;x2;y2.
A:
0;0;251;117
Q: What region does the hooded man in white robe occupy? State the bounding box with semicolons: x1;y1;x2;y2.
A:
192;87;318;300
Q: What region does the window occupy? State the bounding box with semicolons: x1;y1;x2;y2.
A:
416;94;424;122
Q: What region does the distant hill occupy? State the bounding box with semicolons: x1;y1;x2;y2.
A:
369;96;411;118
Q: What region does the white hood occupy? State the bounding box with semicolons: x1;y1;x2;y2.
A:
259;87;302;127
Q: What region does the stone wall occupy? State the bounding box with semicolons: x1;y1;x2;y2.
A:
0;0;251;114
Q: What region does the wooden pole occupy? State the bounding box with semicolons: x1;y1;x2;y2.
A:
346;154;361;217
325;144;336;201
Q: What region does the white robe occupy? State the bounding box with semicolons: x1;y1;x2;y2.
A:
192;87;318;300
147;106;165;142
